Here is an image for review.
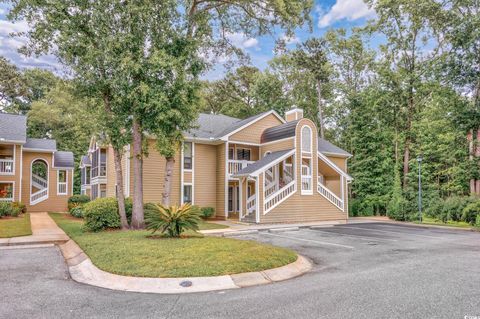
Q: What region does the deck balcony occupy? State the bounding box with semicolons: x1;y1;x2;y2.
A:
0;144;15;175
228;160;255;176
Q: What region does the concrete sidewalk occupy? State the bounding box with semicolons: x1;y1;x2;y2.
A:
0;213;69;246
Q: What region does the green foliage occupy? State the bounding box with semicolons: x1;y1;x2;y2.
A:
200;207;215;219
12;202;27;215
68;195;91;211
387;169;409;220
462;200;480;225
0;202;14;217
70;206;85;219
145;203;202;237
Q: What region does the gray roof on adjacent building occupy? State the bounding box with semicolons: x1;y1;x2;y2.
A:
0;113;27;143
23;138;57;151
234;149;294;176
54;151;74;168
317;138;351;157
80;155;91;166
261;120;300;143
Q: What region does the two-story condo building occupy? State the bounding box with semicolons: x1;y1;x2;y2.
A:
81;108;352;223
0;113;74;212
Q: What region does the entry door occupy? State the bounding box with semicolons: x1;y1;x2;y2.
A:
228;186;240;213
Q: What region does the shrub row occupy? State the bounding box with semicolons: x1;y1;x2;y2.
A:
0;202;26;218
77;196;216;232
425;196;480;226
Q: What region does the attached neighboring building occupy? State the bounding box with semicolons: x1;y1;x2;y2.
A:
0;113;74;212
81;108;352;223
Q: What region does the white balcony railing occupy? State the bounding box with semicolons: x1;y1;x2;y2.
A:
58;182;67;195
228;160;254;176
0;159;14;174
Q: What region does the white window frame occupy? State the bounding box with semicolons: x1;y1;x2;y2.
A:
0;181;15;201
183;142;193;171
183;183;193;204
300;125;313;195
57;170;68;195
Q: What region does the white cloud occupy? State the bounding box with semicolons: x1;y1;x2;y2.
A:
318;0;375;28
0;18;63;73
226;32;259;49
281;34;300;45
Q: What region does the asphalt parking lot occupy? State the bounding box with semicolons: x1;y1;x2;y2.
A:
1;221;480;319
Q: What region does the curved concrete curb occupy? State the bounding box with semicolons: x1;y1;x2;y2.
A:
58;240;312;294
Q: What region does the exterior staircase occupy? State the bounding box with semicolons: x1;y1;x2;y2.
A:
30;173;48;205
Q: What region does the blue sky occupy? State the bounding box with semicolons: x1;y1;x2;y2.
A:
0;0;376;80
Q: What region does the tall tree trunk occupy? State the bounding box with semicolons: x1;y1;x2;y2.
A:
113;148;129;229
469;129;475;194
316;80;325;139
476;128;480;195
162;156;176;206
403;83;414;189
131;117;144;229
103;93;128;229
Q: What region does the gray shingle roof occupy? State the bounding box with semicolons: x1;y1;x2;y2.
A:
184;113;240;139
234;149;294;176
80;155;91;166
54;151;74;168
215;111;271;138
261;120;299;143
0;113;27;143
23;138;57;151
318;138;351;157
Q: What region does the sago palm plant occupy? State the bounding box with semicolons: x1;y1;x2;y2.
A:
145;203;201;237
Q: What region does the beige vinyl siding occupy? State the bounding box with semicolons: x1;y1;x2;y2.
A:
183;171;192;184
138;139;181;204
325;176;341;197
194;143;217;208
260;118;346;223
259;138;294;156
229;113;283;144
21;151;72;212
327;156;347;172
106;146;116;197
215;143;226;218
0;145;22;201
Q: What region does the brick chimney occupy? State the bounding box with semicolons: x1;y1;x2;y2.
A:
285;107;304;122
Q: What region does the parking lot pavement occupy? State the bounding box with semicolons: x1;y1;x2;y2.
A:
1;222;480;319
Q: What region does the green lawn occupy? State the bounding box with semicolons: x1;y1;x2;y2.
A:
415;216;474;229
197;220;229;230
49;213;297;277
0;214;32;238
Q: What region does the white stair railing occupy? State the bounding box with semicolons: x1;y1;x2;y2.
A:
264;181;296;214
317;182;344;211
32;173;47;188
264;182;277;198
241;194;257;220
30;188;48;205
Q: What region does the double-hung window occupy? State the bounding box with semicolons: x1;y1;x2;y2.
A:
183;142;193;170
57;170;67;195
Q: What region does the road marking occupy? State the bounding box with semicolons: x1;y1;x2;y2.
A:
337;226;443;239
263;232;354;249
308;228;398;242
